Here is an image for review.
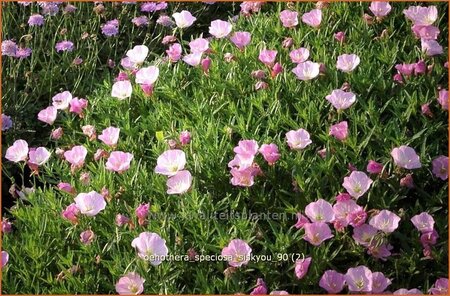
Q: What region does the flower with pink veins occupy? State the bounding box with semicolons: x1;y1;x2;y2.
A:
135;66;159;86
259;143;280;165
52;91;72;110
391;145;422;169
352;224;378;247
280;10;298;28
166;170;193;194
69;98;88;116
336;54;360;72
319;270;346;294
369;2;392;18
371;272;392;293
437;89;448;110
411;212;435;233
154;149;186;176
342;171;373;199
403;6;438;26
5;139;29;163
209;19;232;38
305;199;334;223
302;9;322;28
64;145;87;170
429;278;448;295
294;257;312;279
98;126;120;147
234;139;259;156
303;222;334;246
28;147;51;166
230;31;251;50
259;49;277;66
166;43;182;62
332;199;361;227
345;266;373;292
131;232;169;265
74;191;106;216
230;167;259;187
292;61;320;80
432;156;448;180
106;151;133;173
329;121;348;141
115;272;145;295
421;39;443;56
183;53;203;67
286;129;312;150
289;48;309;64
221;238;252;267
325;89;356;110
38;106;57;125
369;210;401;233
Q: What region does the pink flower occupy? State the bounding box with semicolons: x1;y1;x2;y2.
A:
366;160;383;174
209;19;232;38
400;173;415;188
289;48;309;64
292;61;320;80
166;170;193;194
259;143;280;165
345;266;373;292
201;57;211;74
411;212;435;233
255;81;268;91
221;239;252;267
332;199;361;227
61;203;79;223
420;229;439;247
172;10;196;28
303;222;333;246
432;155;448;180
162;35;177;45
179;130;191;145
94;149;108;161
135;66;159;85
183;53;203;67
294;257;312;279
2;219;12;234
234;139;259;157
126;45;149;64
369;210;401;233
230;31;251;50
74;191;106;216
2;251;9;268
155;149;186;176
347;209;368;227
414;60;427;74
82;125;96;140
38;106;57;125
189;38;209;54
412;25;440;40
319;270;346;293
270;291;289;295
98;126;120;147
280;10;298;28
111;80;133;100
336;54;360;72
115;272;145;295
421;39;443;56
121;57;137;70
403;6;438;26
271;62;283;78
334;31;346;43
52;91;72;110
421;103;433;117
329;121;348;141
437;89;448;110
166;43;182;62
135;203;150;226
369;2;392;17
429;278;448;295
286;129;312;150
64;145;88;169
305;199;334;223
58;182;75;194
391;145;422;169
28;147;51;166
259;49;277;66
250;278;267;295
131;232;169;265
394;288;423;294
342;171;373;199
80;229;95;245
230;167;259;187
371;272;392;293
106;151;134;173
69;98;88;115
302;9;322;28
5;139;29;163
116;214;130;226
325;90;356;110
294;213;310;229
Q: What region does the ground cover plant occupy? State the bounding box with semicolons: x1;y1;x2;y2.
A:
1;1;449;294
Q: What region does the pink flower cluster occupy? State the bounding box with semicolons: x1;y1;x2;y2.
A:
411;212;439;257
37;91;88;125
155;149;193;195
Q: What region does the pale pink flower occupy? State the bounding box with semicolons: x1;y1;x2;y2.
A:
369;210;401;233
342;171;373;199
280;10;298;28
98;127;120;147
106;151;134;173
432;155;448;180
154;149;186;176
403;6;438;26
371;272;392;293
332;199;361;227
421;39;443;56
303;222;333;246
289;48;309;64
166;43;182;62
400;174;415;188
394;288;423;294
329;121;348;141
221;238;252;267
302;9;322;28
259;49;277;66
366;160;383;174
391;145;422;169
234;139;259;156
294;213;310;229
230;167;258;187
259;143;280;165
319;270;346;294
58;182;75;195
166;170;193;194
80;229;95;245
131;232;168;265
411;212;435;233
52;91;72;110
325;89;356;110
369;2;392;17
69;98;88;115
437;89;448;110
115;272;145;295
189;38;209;54
111;80;133;100
2;251;9;268
126;45;149;64
336;54;360;72
412;25;440;40
172;10;196;28
116;214;130;227
209;20;232;38
74;191;106;216
64;145;87;169
250;278;267;295
292;61;320;80
61;203;79;223
286;129;312;150
334;31;346;43
183;53;203;67
82;125;96;140
230;31;251;50
345;266;373;292
5;139;29;163
136;203;150;226
429;278;448;295
135;66;159;85
121;57;137;70
38;106;57;125
294;257;312;279
305;199;334;223
28;147;51;166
